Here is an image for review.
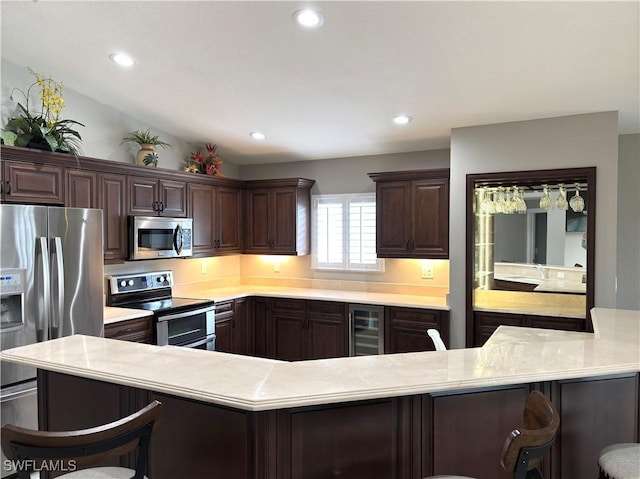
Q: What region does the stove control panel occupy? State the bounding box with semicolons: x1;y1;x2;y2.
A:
108;271;173;295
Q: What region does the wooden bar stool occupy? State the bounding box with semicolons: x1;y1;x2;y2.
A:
1;400;162;479
598;443;640;479
424;391;559;479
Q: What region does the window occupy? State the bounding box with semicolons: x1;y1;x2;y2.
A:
312;193;383;271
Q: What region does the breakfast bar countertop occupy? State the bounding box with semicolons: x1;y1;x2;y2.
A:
2;308;638;412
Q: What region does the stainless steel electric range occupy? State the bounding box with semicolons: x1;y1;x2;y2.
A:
106;271;215;350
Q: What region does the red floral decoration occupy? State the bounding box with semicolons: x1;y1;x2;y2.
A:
185;143;224;176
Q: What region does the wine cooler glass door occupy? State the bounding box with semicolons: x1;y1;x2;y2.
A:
349;304;384;356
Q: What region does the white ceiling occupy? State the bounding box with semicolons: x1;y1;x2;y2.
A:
1;1;638;165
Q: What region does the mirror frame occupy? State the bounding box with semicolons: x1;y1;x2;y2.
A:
465;167;596;347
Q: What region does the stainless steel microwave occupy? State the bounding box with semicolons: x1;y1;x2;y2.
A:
128;216;193;260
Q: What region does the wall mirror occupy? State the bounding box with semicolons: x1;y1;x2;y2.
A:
466;168;596;342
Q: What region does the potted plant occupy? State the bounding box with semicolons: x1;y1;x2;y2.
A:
1;68;84;155
120;129;170;166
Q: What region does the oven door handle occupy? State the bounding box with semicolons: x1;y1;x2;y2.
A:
157;305;215;322
181;334;216;349
173;224;184;256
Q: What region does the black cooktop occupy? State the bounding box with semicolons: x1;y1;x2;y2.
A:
122;297;214;314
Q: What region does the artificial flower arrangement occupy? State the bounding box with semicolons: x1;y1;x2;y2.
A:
184;143;224;176
1;67;84;155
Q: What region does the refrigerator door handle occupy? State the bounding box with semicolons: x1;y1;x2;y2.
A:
51;237;65;339
35;237;51;342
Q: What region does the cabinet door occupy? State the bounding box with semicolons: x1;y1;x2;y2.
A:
385;307;447;353
214;314;235;353
412;178;449;258
187;183;216;256
270;313;305;361
159;179;187;217
376;181;411;256
306;301;348;360
307;316;348;360
244;189;271;252
233;298;250;356
3;160;64;204
252;298;270;358
66;169;97;208
100;173;128;261
216;186;242;253
128;176;158;215
473;311;526;347
271;188;297;252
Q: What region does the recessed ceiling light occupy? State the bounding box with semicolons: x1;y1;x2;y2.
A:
249;131;266;141
292;9;324;28
391;114;412;125
109;52;136;67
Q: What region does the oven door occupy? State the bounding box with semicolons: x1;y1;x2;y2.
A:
156;304;215;351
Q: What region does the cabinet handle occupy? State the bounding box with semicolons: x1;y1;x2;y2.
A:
6;181;11;195
232;319;236;329
154;201;159;211
159;201;164;212
406;240;410;250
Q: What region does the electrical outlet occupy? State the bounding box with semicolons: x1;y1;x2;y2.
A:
421;266;434;279
557;271;565;279
273;261;280;273
201;261;207;274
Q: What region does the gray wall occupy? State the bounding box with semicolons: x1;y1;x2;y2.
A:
450;112;619;349
240;149;450;195
617;134;640;310
1;59;241;178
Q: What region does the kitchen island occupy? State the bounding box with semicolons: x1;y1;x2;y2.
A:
2;308;638;479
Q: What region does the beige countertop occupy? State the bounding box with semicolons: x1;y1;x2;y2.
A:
3;308;638;411
104;286;449;324
104;306;153;325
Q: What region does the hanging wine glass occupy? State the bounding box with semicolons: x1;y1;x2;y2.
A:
516;187;527;214
507;186;518;214
556;184;568;210
540;185;553;211
479;187;495;214
495;187;507;214
570;183;585;212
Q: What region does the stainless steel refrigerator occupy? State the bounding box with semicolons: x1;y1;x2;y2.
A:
0;205;104;478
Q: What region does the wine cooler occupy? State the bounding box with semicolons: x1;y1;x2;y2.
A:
349;304;385;356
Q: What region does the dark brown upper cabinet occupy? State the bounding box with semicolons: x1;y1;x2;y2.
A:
128;175;187;217
187;182;242;257
369;169;449;259
1;160;65;205
243;178;315;256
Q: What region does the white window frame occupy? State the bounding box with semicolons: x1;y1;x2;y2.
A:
311;193;384;272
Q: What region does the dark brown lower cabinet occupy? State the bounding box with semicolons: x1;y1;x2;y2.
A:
38;371;639;479
280;398;415;479
385;307;449;353
550;374;639;479
426;385;533;479
473;311;586;346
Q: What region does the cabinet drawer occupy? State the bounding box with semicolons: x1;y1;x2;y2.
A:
215;300;233;315
104;316;153;342
306;301;346;316
271;299;306;314
386;306;441;325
